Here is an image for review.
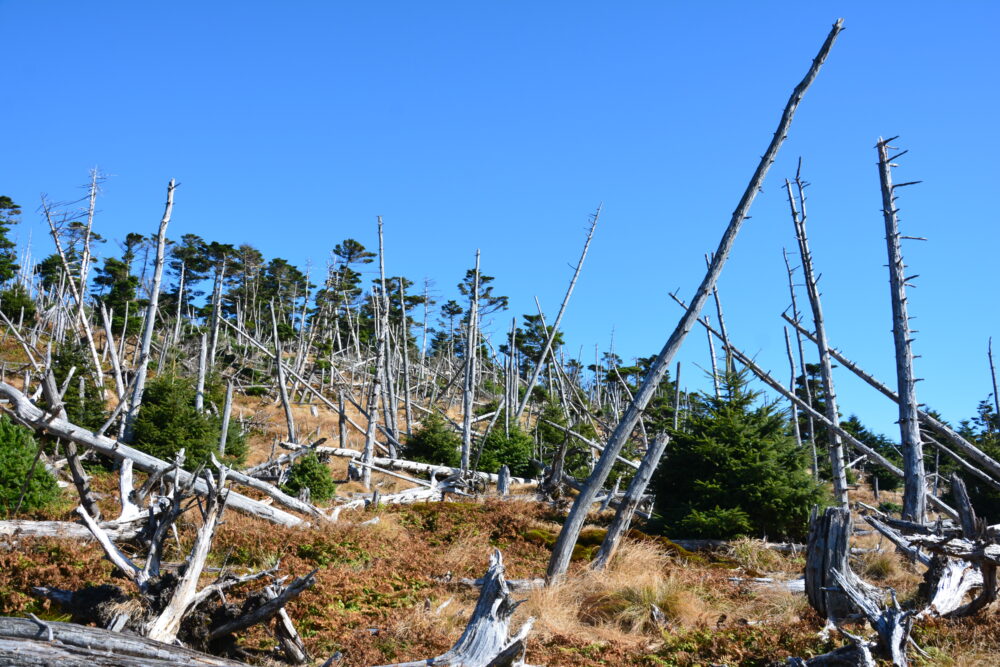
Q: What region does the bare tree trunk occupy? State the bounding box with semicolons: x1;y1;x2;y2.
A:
208;258;227;367
877;137;926;522
592;432;669;569
270;302;296;444
513;207;599;422
398;277;414;435
41;200;105;392
219;379;233;455
546;19;844;583
195;333;207;412
123;180;174;441
782;248;818;470
173;261;185;344
787;172;848;507
461;250;480;472
783;314;1000;485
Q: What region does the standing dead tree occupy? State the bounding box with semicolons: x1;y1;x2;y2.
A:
545;18;845;583
786;169;848;507
461;250;480;473
124;179;174;441
876;136;926;522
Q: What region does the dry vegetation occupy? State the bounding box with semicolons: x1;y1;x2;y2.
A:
4;463;1000;665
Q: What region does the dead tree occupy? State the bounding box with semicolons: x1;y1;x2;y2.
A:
124;179;174;441
545;18;845;584
270;302;297;443
782;315;1000;485
877;137;926;522
27;462;315;663
461;250;480;472
512;206;600;422
591;432;669;569
371;550;534;667
786;170;848;507
783;247;819;478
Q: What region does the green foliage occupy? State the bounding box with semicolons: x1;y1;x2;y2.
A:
0;283;36;322
841;415;901;493
652;370;827;541
131;374;246;470
0;197;21;286
49;340;108;430
403;414;461;468
677;507;753;539
477;427;534;477
283;454;337;502
0;415;60;513
953;399;1000;522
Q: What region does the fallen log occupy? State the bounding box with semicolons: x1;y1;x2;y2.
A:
0;519;141;542
0;382;303;526
289;444;536;486
0;616;248;666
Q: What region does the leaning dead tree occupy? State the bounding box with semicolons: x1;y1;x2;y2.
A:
546;17;844;582
876;136;926;522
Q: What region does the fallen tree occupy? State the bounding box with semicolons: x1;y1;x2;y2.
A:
0;381;304;526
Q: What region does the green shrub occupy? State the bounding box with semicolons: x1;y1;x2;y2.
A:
49;340;107;430
0;283;36;323
131;374;246;470
283;453;337;502
0;415;60;513
404;414;461;468
476;427;534;477
652;370;827;541
677;507;753;540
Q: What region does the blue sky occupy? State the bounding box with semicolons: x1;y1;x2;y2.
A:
3;2;998;437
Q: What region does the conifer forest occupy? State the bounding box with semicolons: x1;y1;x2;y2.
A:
2;13;1000;667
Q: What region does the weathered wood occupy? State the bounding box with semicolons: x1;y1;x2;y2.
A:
545;19;844;583
592;432;669;569
876;137;926;522
461;250;480;472
373;550;534;667
786;173;848;507
782;314;1000;484
806;507;874;620
830;569;913;666
497;465;511;496
0;381;303;526
0;617;248;666
124;179;173;440
0;519;141;542
512;208;599;422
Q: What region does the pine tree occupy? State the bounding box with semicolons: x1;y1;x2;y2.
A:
653;369;827;540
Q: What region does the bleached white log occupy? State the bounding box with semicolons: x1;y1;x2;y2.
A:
0;381;303;526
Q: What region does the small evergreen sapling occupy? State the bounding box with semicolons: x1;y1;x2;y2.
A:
282;453;336;502
0;415;60;513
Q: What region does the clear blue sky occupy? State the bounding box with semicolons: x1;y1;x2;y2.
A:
3;2;998;437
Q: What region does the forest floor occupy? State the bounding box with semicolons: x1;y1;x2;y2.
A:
2;392;999;665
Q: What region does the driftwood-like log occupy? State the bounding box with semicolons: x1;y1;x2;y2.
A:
830;569;913;666
373;550;534;667
0;382;303;526
0;617;248;666
805;507;877;620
